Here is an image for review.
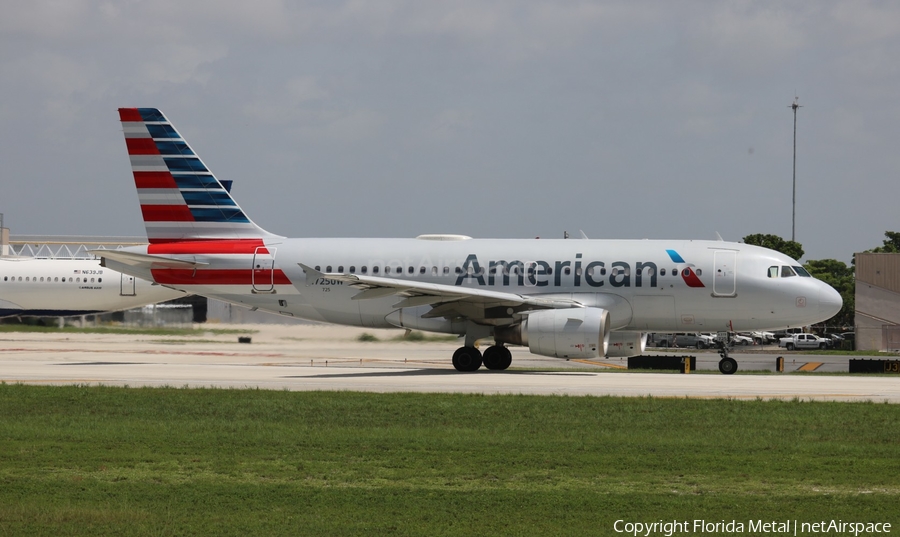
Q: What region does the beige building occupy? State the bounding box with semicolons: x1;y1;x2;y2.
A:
855;253;900;351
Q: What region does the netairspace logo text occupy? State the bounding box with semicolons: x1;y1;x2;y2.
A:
613;519;892;537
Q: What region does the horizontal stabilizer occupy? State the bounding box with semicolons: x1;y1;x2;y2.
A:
91;249;207;269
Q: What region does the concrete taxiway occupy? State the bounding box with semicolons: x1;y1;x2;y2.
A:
1;324;898;402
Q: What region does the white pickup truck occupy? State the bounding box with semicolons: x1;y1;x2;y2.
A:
778;333;830;350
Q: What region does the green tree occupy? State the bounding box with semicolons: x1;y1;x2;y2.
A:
803;259;855;329
742;234;804;261
866;231;900;253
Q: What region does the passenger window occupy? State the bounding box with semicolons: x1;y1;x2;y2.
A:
408;266;414;274
443;267;449;275
326;266;332;272
781;266;796;277
768;266;778;278
419;266;425;274
349;266;356;273
337;266;343;272
660;268;666;276
432;267;437;276
564;267;571;275
695;269;702;276
373;266;379;274
98;278;102;282
455;267;462;274
315;266;321;271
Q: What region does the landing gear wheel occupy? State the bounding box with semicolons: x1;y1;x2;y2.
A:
718;357;738;375
452;346;483;372
482;345;512;371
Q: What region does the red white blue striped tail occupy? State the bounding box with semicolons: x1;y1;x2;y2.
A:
119;108;281;244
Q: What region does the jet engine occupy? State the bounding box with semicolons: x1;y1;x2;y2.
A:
494;307;609;359
605;331;647;357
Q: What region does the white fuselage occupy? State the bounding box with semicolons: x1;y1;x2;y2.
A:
0;257;186;318
107;237;841;334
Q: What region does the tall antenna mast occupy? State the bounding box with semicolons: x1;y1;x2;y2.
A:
790;96;802;242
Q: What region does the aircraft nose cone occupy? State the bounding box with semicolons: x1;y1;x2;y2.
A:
819;283;843;319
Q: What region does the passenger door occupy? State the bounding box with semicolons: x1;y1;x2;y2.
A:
712;250;737;297
120;273;136;296
251;246;276;294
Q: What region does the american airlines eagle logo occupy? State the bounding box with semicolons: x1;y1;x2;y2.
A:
666;249;705;288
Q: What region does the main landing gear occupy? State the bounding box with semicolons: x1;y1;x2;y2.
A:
451;345;512;372
716;340;738;375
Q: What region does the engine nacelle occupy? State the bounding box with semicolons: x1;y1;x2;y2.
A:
606;331;647;358
495;307;610;359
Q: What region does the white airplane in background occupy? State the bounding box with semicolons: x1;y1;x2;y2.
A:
0;257;186;319
97;108;842;374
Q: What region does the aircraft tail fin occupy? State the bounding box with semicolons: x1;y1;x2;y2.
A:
118;108;281;244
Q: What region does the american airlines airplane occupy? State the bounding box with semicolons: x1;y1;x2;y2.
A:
97;108;842;373
0;256;186;318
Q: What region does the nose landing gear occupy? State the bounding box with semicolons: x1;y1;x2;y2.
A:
716;340;738;374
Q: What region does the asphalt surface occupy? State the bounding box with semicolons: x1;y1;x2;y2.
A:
1;324;897;402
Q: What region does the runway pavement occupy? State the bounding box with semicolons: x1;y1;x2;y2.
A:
1;324;898;402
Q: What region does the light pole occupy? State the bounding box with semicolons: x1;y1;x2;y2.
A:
790;96;801;242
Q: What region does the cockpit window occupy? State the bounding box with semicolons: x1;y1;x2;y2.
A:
781;265;797;277
793;266;811;277
768;266;778;278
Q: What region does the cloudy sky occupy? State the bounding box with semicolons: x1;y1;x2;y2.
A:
2;1;898;262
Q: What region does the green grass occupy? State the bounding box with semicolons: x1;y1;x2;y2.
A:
0;386;896;536
357;330;459;343
392;330;459;342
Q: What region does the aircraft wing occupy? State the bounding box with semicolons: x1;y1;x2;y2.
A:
299;264;583;319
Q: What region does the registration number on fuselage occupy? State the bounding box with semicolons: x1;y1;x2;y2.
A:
312;278;343;286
